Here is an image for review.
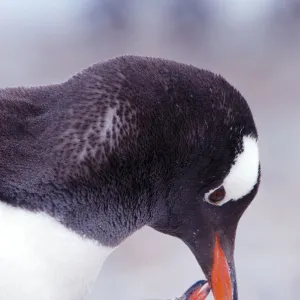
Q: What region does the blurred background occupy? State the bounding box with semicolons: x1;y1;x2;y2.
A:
0;0;299;299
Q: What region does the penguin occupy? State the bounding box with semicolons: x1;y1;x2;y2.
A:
0;55;260;300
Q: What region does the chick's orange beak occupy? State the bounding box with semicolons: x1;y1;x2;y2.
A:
187;281;211;300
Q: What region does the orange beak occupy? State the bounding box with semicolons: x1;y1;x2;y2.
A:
210;235;234;300
186;281;211;300
182;230;238;299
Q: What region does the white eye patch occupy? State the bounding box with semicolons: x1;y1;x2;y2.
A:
205;135;259;206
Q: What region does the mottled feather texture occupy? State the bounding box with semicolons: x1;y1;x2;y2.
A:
0;55;257;247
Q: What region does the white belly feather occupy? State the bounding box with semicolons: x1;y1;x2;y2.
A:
0;202;114;300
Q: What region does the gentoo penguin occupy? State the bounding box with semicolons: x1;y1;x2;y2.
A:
0;55;260;300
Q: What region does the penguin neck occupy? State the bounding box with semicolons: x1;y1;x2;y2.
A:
1;173;155;248
0;83;162;247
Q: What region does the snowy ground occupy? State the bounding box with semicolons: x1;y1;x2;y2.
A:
1;1;299;299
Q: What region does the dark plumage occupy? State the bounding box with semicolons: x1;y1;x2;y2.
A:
0;55;260;299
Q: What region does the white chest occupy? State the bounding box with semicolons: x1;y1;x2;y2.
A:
0;202;114;300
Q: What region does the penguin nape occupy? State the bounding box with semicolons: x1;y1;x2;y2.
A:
0;55;260;300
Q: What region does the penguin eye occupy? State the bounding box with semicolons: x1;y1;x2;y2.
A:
208;186;226;204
